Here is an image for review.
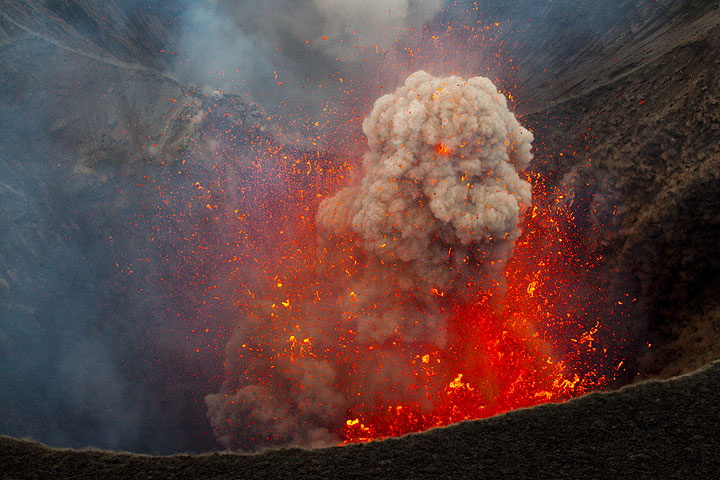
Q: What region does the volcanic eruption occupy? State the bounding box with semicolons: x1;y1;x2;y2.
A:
206;70;604;450
3;1;719;473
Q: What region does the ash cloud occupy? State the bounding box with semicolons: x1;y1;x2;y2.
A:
319;70;533;294
206;71;533;449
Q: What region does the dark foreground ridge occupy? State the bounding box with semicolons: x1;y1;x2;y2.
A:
3;361;719;479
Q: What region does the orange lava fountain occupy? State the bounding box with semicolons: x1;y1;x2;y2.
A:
206;157;617;448
203;71;623;450
340;179;610;442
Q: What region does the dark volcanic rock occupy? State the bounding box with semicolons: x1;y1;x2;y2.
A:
517;0;720;377
0;0;180;70
1;360;719;479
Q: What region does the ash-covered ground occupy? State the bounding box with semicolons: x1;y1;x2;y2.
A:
2;360;719;479
0;0;718;473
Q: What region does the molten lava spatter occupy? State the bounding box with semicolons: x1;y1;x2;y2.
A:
205;71;617;450
436;143;451;155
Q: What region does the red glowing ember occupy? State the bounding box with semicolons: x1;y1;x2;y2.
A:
436;143;451;155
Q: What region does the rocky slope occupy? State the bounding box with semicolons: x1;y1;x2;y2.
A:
2;360;718;479
515;0;720;376
0;7;269;452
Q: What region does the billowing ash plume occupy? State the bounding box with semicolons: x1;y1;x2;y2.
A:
319;70;533;294
206;71;533;450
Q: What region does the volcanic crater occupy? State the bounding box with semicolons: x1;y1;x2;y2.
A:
0;0;718;477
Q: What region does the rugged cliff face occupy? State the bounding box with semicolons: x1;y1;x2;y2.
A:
0;0;718;454
449;0;720;377
0;0;178;69
512;0;720;377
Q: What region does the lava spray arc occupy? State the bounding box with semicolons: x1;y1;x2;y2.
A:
206;71;611;450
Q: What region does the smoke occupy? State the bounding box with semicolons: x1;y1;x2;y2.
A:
172;0;447;124
1;0;453;454
255;0;445;62
206;71;533;449
0;25;275;454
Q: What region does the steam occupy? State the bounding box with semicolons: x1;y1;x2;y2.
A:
216;0;445;62
173;1;447;122
299;0;445;61
206;71;533;449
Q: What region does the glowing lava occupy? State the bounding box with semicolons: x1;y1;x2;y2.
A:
340;184;609;443
436;143;451;155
